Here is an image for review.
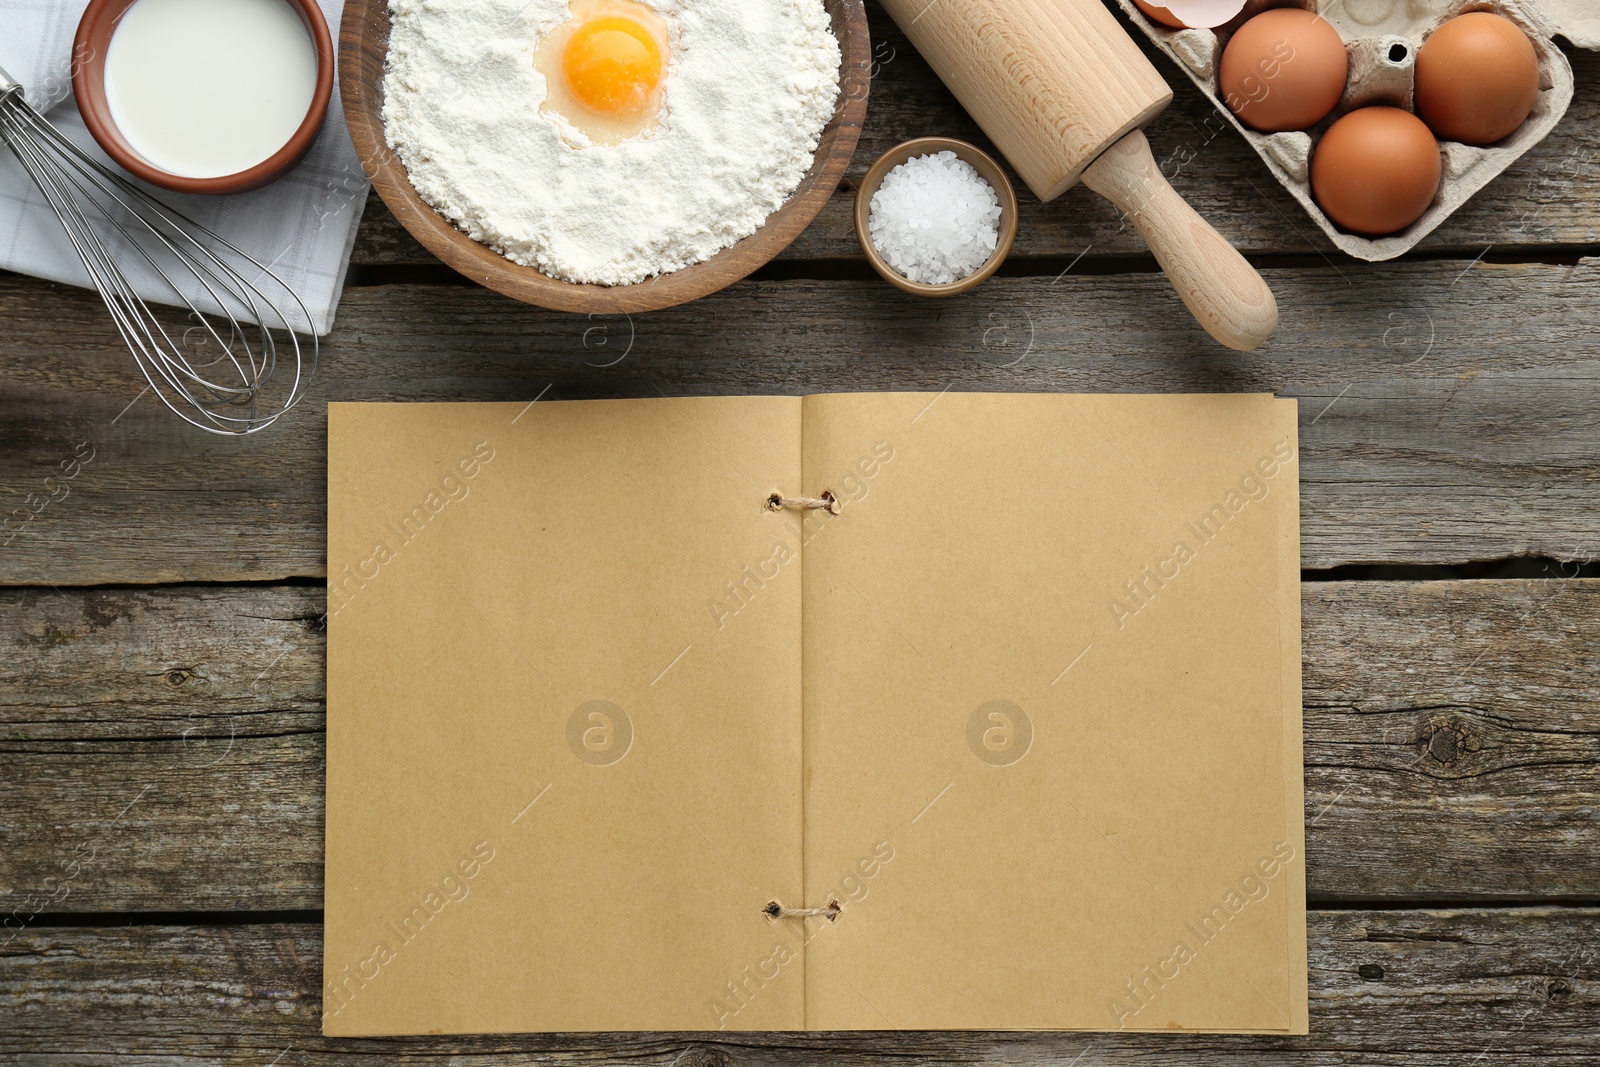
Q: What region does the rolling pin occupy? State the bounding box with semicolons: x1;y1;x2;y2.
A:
877;0;1278;351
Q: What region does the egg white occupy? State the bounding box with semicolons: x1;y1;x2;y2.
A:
383;0;841;286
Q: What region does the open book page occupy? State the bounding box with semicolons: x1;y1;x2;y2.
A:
1274;399;1310;1035
324;398;806;1034
798;392;1302;1031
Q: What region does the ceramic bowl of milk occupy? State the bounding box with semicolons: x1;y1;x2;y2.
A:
73;0;333;193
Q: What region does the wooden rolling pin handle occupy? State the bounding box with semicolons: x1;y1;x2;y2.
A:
1082;130;1278;352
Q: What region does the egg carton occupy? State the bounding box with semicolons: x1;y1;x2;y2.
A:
1114;0;1599;260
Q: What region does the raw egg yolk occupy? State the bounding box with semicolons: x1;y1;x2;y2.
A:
562;17;663;116
534;0;670;145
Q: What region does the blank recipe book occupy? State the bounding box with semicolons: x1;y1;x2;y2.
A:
322;392;1307;1035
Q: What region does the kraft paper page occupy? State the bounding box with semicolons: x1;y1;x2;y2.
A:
799;392;1305;1032
324;398;806;1035
1274;397;1311;1035
323;393;1307;1036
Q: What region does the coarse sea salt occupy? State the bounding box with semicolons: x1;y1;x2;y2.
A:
868;151;1002;285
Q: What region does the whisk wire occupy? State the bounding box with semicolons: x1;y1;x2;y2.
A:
0;79;317;434
10;100;286;408
2;112;250;427
0;114;224;404
31;112;274;385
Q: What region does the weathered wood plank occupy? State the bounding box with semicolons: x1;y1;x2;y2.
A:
349;13;1600;265
1302;579;1600;904
0;581;1593;912
1;911;1595;1061
2;257;1598;584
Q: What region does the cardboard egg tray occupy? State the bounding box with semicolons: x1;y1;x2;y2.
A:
1114;0;1599;260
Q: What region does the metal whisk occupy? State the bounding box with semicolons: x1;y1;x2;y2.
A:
0;65;315;435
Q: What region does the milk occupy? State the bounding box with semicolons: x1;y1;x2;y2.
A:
104;0;319;180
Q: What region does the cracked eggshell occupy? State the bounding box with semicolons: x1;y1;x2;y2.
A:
1132;0;1189;29
1160;0;1248;29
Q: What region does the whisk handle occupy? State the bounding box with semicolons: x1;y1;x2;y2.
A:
0;64;19;96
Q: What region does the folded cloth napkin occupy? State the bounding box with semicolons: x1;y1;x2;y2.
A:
0;0;368;336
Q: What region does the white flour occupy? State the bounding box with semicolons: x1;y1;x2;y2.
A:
383;0;840;286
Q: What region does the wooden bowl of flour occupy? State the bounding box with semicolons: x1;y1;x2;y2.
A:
340;0;869;314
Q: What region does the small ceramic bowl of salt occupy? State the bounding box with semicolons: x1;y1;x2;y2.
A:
856;137;1019;297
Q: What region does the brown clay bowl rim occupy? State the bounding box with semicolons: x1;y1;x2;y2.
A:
855;137;1020;298
73;0;335;195
338;0;870;315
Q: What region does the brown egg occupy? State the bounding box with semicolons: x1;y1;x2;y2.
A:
1132;0;1187;29
1219;8;1348;132
1415;11;1540;146
1311;107;1441;235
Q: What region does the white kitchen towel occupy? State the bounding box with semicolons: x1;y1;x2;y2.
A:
0;0;368;336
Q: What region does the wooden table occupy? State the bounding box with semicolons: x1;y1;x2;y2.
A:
2;4;1596;1063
